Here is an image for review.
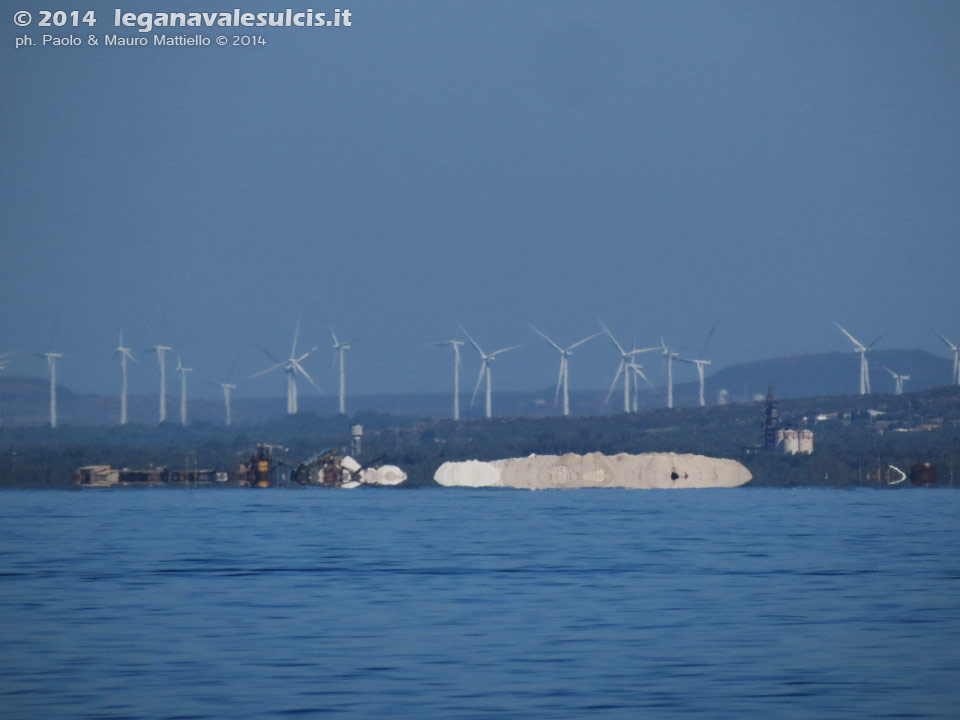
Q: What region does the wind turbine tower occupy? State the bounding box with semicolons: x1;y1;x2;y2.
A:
600;321;659;413
148;345;172;423
529;324;599;417
627;360;653;413
659;333;680;409
40;352;63;428
219;383;237;426
115;331;136;425
882;366;910;395
835;322;883;395
176;357;192;425
434;339;464;421
251;316;320;415
329;325;351;415
935;331;960;386
460;324;519;419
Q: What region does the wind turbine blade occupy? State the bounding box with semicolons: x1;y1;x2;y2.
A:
605;361;624;403
528;323;562;353
635;366;654;388
834;322;865;349
488;345;521;358
250;361;285;378
291;314;301;358
458;323;485;357
292;361;322;392
297;346;320;363
868;331;887;349
568;332;601;351
881;365;897;378
628;347;661;356
700;319;719;358
934;330;958;351
653;321;666;351
329;325;339;346
599;320;625;355
256;343;283;365
471;361;486;406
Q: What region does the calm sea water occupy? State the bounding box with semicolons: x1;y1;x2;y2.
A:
1;488;958;719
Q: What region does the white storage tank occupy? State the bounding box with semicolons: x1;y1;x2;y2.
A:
777;429;800;455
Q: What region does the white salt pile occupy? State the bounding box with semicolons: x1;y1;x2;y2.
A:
434;452;751;489
359;464;407;486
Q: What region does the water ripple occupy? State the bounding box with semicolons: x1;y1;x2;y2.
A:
0;488;958;719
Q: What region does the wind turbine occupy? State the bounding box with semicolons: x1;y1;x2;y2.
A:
676;358;712;407
835;322;884;395
528;324;599;417
459;324;519;419
329;325;351;415
251;316;320;415
115;330;136;425
600;321;659;413
676;321;717;408
176;356;192;425
882;366;910;395
39;352;63;428
146;345;172;423
658;331;680;409
434;339;464;421
935;331;960;386
205;360;240;426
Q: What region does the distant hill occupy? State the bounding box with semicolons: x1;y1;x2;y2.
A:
0;349;954;427
683;349;952;404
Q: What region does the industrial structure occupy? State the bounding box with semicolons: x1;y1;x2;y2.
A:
74;430;405;489
762;387;814;455
762;387;780;450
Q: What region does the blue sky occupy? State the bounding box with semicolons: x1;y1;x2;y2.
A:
2;1;959;400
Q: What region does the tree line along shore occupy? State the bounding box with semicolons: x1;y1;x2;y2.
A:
0;386;957;489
